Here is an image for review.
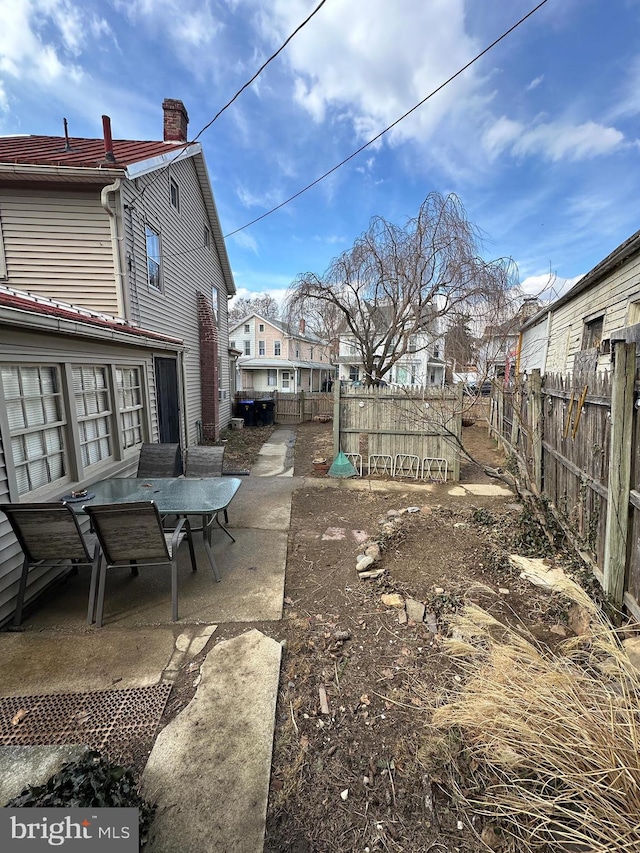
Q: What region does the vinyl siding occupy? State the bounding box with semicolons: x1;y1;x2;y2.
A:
546;253;640;373
122;156;232;441
0;189;120;315
0;325;173;626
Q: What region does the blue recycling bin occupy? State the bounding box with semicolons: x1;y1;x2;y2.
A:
238;399;256;426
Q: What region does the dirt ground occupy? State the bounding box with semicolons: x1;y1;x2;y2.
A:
158;415;588;852
260;418;578;853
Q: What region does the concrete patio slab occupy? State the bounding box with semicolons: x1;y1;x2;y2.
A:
0;626;211;696
11;527;286;631
229;475;296;530
142;628;282;853
448;483;513;497
0;745;88;805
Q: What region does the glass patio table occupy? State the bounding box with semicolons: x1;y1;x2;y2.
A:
68;477;242;580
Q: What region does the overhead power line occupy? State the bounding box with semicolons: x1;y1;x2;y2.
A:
224;0;550;239
140;0;328;198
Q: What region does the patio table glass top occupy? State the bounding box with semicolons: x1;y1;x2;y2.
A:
67;477;242;515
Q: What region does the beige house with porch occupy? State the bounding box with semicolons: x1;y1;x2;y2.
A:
230;314;333;393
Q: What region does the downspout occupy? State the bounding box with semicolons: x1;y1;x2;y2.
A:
179;348;190;450
101;178;131;322
540;311;552;375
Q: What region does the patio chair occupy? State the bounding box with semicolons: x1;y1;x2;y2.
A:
85;501;197;627
0;502;97;627
184;445;229;525
136;442;182;478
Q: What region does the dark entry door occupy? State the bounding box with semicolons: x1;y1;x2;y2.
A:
154;357;181;443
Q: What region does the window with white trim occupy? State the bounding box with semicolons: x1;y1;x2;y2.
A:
204;225;211;248
259;323;265;332
267;369;277;386
170;178;180;211
145;224;161;291
244;324;250;333
282;371;291;390
244;341;251;356
1;364;67;495
72;366;112;467
274;340;281;356
116;367;144;450
259;340;266;356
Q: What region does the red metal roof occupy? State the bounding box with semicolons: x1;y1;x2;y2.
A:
0;135;190;169
0;287;183;346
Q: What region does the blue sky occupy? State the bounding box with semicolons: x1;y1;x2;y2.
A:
1;0;639;309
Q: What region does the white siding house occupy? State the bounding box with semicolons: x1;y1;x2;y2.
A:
0;286;184;625
519;229;640;375
0;99;236;446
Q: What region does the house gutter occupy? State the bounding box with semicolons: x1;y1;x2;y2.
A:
100;178;131;323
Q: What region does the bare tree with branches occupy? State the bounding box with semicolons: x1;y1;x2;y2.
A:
285;192;518;386
229;293;280;326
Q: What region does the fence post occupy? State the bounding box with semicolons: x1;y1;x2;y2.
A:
298;390;305;423
603;342;636;612
496;385;504;450
530;370;543;493
273;390;278;424
333;379;341;458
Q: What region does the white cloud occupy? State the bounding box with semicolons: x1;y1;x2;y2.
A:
483;117;624;163
526;74;544;91
229;286;290;308
520;273;583;301
257;0;483;147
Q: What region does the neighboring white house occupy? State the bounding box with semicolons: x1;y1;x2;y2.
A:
229;314;333;393
519;229;640;375
0;98;236;445
336;330;445;386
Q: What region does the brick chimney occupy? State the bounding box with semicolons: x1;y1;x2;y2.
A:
163;99;189;143
299;318;306;335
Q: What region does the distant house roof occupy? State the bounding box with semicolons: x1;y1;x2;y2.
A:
0;284;183;348
521;228;640;332
0;135;189;169
230;313;327;345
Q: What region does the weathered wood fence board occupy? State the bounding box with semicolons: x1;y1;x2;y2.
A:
490;352;640;619
233;391;334;424
334;385;462;480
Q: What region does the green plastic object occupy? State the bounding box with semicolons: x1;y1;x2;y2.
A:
328;451;358;478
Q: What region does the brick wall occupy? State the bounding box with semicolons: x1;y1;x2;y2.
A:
198;291;219;441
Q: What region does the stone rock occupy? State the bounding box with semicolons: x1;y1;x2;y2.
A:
498;588;510;595
453;522;468;529
433;587;445;595
398;609;407;625
420;506;433;515
380;593;405;609
623;637;640;672
405;598;426;623
549;624;567;637
386;509;401;518
356;556;376;573
359;568;385;580
406;506;421;513
568;603;593;636
424;611;438;634
365;544;381;561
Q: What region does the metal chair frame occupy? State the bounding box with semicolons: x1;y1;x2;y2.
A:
85;500;197;626
0;502;97;627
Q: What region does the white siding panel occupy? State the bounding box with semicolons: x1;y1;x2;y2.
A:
123;157;232;440
0;189;119;315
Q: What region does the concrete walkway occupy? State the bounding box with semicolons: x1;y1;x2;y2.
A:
0;434;296;852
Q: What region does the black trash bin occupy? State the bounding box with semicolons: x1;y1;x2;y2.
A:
256;399;275;425
238;399;255;426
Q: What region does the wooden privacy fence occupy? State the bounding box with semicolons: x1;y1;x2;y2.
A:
489;346;640;618
333;384;463;481
233;391;333;424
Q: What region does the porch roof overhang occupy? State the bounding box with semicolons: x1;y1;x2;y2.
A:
238;358;331;370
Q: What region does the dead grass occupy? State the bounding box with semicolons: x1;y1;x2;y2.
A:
429;578;640;851
215;424;276;471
